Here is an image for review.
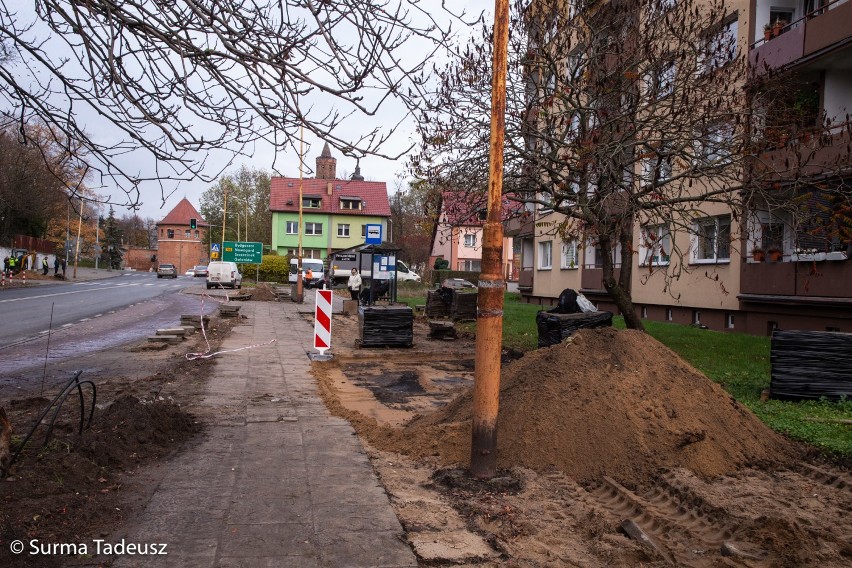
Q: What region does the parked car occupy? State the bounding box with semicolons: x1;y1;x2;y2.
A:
184;268;195;276
442;278;476;289
157;263;177;279
193;265;209;277
206;261;242;289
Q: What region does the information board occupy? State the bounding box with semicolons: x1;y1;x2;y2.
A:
222;241;263;263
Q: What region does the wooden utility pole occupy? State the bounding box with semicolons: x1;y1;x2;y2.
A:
296;125;305;303
470;0;509;479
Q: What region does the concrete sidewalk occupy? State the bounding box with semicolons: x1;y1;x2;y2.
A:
112;295;415;567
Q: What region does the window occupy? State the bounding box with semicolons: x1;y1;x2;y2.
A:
167;229;174;239
700;18;738;73
538;241;553;269
194;230;199;238
697;122;733;165
561;240;578;269
286;221;298;235
305;222;323;236
302;197;321;208
458;260;481;271
340;199;361;210
641;306;649;318
761;222;784;252
649;0;676;16
184;230;191;238
361;225;367;238
693;215;731;262
338;224;350;237
646;60;675;99
464;233;477;248
640;224;671;265
641;142;674;184
160;229;164;237
693;310;702;325
666;308;673;321
726;313;735;329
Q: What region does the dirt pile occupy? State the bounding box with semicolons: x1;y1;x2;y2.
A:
246;282;278;302
368;327;795;482
0;395;199;566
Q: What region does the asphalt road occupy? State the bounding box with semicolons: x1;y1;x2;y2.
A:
0;272;200;349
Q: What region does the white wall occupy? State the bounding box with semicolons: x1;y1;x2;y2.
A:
823;69;852;125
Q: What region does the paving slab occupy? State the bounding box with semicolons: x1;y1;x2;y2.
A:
112;291;416;567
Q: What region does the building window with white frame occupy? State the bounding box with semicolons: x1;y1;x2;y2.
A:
641;142;674;184
302;197;321;208
305;222;323;236
463;233;477;248
699;17;738;73
361;225;367;238
286;221;298;235
338;224;350;238
645;60;675;100
561;240;578;269
538;241;553;269
458;259;481;271
696;122;734;166
640;224;671;265
693;215;731;262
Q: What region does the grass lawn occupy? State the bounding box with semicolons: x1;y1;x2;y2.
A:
398;290;851;457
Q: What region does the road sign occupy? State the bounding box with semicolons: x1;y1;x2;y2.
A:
222;241;263;263
365;224;382;244
211;243;221;252
211;252;219;259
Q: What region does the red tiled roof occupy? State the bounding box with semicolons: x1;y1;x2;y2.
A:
269;177;391;217
440;191;522;226
158;198;207;226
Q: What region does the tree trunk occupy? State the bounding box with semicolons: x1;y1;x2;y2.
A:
599;235;645;331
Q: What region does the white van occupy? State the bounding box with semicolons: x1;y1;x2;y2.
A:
206;261;243;289
289;258;325;288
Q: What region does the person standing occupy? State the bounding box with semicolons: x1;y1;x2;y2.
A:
42;256;49;275
60;258;66;278
347;268;362;301
53;257;60;276
305;267;313;289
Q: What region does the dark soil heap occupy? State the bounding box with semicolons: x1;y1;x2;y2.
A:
370;328;794;481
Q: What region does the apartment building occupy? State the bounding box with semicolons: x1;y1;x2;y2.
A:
269;143;390;260
518;0;851;334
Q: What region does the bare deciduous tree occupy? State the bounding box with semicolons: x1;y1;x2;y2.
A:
414;0;850;330
0;1;477;207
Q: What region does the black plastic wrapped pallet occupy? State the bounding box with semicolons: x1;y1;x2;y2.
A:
536;311;614;348
770;330;852;401
358;305;414;347
451;291;478;321
425;289;451;318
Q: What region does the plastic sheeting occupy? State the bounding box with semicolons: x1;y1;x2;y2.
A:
536;311;614;348
770;330;852;401
358;305;414;347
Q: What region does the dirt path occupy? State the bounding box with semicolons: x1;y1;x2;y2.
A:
317;314;852;567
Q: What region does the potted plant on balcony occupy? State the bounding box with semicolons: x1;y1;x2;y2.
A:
772;20;786;37
763;23;772;41
751;247;766;262
767;247;783;262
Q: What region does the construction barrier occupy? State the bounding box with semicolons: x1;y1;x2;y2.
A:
314;289;333;355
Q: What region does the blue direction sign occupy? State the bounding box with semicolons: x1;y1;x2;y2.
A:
365;224;382;244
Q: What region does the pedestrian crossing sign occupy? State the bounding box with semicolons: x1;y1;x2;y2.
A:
211;243;221;252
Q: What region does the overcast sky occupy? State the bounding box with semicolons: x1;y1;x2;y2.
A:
63;0;496;222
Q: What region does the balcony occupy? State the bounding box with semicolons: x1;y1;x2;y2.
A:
580;267;622;291
740;257;852;300
519;267;534;290
750;0;852;75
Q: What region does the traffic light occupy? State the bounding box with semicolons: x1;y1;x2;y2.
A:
190;218;197;229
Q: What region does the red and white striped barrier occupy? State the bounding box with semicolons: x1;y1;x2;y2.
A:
314;289;333;355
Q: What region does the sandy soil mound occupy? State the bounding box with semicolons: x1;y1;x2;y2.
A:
368;327;795;482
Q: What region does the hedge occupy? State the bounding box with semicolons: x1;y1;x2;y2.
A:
430;269;481;286
246;254;291;282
